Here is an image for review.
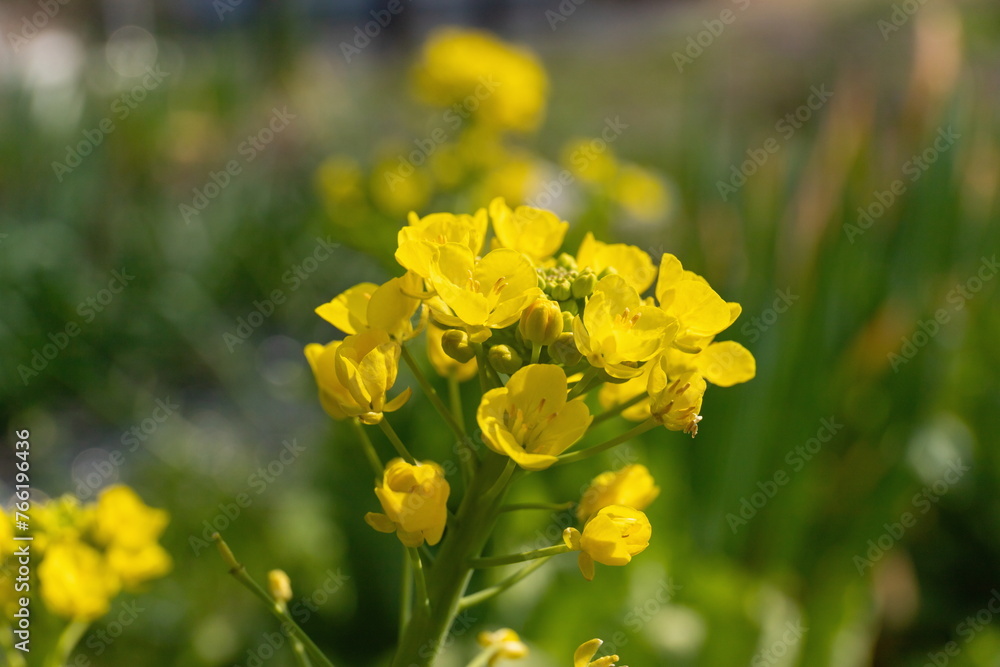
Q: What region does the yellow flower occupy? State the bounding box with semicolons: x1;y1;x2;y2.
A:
612;164;670;223
428;245;543;342
474;151;545;207
365;459;450;547
315;273;423;342
477;365;592;470
396;208;488;280
655;254;733;352
427;323;478;382
304;330;412;424
477;628;529;664
577;464;660;523
561;139;618;185
412;27;548;132
316;155;364;212
665;339;756;388
647;360;707;436
33;494;92;551
573;275;677;378
39;541;120;620
575;233;657;294
574;639;628;667
489;197;568;263
562;505;651;581
371;159;432;217
91;486;172;587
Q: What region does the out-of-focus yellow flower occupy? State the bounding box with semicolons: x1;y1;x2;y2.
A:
412;27;548;132
474;152;545;207
477;365;592;470
612;164;670;223
371;159;432;217
428;245;542;342
427;323;478;382
647;361;706;436
396;209;488;280
563;505;651;581
428;143;466;189
365;458;450;547
315;273;423;342
33;494;92;551
488;197;568;264
304;331;411;424
38;541;120;620
655;254;733;352
0;512;12;558
316;155;365;213
562;139;618;185
574;639;628;667
477;628;529;664
93;486;172;587
573;275;676;378
577;464;660;523
575;233;657;294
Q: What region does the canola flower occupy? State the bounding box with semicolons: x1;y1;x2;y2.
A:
294;194;753;666
0;486;170;666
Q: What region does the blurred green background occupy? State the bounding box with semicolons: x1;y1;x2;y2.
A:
2;0;999;665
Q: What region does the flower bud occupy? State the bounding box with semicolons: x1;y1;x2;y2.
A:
548;332;582;366
519;299;563;346
267;569;293;603
571;268;598;299
441;329;475;363
550;279;572;301
488;344;523;375
556;252;578;270
561;299;579;316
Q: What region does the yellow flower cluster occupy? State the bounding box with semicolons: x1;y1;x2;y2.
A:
412;28;548;133
0;486;171;621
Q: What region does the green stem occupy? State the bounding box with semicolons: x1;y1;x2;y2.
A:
349;418;384;476
556;419;659;466
484;460;516;502
530;342;541;364
458;557;551;610
277;600;312;667
213;535;336;667
591;393;647;425
500;501;574;513
472;342;501;389
399;551;412;644
390;452;512;667
466;646;502;667
44;619;89;667
408;547;430;614
567;366;600;399
470;544;570;568
402;345;467;444
378;419;417;464
449;376;478;484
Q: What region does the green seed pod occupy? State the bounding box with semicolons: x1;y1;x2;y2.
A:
441;329;475;363
488;344;523;375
